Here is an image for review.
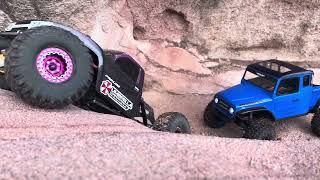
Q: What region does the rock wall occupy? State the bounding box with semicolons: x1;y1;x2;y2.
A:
0;0;319;95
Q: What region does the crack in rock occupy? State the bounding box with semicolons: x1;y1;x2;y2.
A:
137;48;211;78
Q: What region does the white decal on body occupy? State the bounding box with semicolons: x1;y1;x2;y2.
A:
100;80;133;111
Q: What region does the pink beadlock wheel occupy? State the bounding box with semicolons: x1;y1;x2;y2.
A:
36;47;74;83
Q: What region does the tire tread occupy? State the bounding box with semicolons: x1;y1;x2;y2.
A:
6;26;94;108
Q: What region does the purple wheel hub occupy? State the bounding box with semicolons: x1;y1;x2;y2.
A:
36;48;74;83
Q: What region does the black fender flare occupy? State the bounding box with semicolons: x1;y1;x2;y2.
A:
311;100;320;113
236;107;276;121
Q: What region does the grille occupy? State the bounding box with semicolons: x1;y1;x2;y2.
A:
218;99;230;111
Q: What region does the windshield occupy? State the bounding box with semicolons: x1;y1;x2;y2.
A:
243;70;277;92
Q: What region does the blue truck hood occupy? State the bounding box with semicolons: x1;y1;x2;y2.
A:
217;82;272;108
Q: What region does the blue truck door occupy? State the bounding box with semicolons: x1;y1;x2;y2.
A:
274;77;305;119
301;74;313;111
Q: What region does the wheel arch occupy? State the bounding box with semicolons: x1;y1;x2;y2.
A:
310;99;320;113
236;107;276;121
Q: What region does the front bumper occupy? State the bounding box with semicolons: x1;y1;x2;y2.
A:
212;104;236;122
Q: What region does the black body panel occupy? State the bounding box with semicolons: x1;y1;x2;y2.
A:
95;52;145;118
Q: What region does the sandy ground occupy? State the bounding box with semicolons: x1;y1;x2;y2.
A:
0;89;319;179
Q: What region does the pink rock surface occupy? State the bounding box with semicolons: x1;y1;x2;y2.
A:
0;90;319;179
152;47;211;74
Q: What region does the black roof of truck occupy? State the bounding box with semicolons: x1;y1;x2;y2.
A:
247;59;310;78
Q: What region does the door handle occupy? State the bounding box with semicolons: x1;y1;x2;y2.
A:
292;99;299;102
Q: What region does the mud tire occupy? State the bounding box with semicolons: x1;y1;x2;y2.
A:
153;112;191;134
5;26;94;108
203;101;226;128
243;118;276;140
311;112;320;137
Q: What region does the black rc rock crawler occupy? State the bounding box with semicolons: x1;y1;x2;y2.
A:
0;20;191;134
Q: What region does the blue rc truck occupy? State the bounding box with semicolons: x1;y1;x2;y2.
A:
204;60;320;140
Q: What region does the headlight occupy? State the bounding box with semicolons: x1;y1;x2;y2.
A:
229;107;234;114
214;98;219;104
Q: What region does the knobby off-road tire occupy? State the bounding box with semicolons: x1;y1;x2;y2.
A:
0;36;11;90
311;112;320;137
203;101;226;128
243;118;276;140
73;83;97;109
5;26;94;108
153;112;191;134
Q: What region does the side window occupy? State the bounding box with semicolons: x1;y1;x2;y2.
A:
115;57;141;83
303;75;311;87
277;77;300;96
